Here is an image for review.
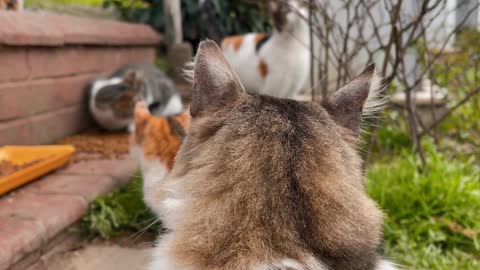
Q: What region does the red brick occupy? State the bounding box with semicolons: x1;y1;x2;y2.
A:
26;47;157;79
0;11;160;46
0;216;45;270
0;82;30;120
0;192;86;242
25;174;117;202
61;159;137;184
0;74;96;121
0;47;30;83
0;119;32;146
0;12;63;46
0;106;91;146
29;105;91;145
100;48;156;74
127;48;156;65
28;47;102;79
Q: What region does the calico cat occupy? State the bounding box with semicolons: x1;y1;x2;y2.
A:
130;102;190;214
89;63;183;131
221;0;310;99
146;40;396;270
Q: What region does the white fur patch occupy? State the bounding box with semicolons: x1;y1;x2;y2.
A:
90;77;123;96
376;260;399;270
254;256;328;270
130;145;169;215
89;77;130;131
363;68;388;119
160;95;184;116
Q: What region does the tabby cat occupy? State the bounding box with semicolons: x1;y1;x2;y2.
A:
145;40;396;270
89;63;183;131
130;102;190;214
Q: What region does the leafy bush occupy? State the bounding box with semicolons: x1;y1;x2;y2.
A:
81;173;158;238
368;142;480;269
103;0;270;46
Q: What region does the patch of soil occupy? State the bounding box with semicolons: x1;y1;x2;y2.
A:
58;130;130;163
0;159;43;179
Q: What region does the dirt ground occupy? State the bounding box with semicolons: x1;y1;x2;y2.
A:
44;245;150;270
28;232;156;270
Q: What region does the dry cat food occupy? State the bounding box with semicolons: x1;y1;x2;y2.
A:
0;159;43;179
58;131;130;163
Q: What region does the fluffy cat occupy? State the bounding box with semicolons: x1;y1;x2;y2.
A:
130;102;190;214
147;41;394;270
146;40;396;270
89;63;183;131
221;0;310;99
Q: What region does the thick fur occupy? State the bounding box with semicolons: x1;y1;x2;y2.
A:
130;102;190;214
221;0;310;99
147;40;396;270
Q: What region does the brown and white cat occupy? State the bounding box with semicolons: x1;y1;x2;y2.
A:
146;40;396;270
221;0;310;99
130;102;190;214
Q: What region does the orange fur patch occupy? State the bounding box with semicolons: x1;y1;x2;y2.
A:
133;108;190;170
221;35;244;52
254;33;267;45
258;58;269;78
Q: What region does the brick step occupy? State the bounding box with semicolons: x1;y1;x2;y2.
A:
0;158;137;270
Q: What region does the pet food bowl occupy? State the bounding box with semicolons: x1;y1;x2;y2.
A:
0;145;75;195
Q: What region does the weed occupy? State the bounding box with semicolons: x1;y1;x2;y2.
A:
80;173;159;239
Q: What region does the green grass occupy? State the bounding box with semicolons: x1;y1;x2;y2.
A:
25;0;104;7
80;173;158;239
367;143;480;269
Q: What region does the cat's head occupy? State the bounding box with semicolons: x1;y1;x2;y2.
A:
269;0;308;33
130;101;190;170
173;40;387;257
94;71;145;118
184;40;385;152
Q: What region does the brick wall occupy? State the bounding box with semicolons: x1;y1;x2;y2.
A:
0;11;161;145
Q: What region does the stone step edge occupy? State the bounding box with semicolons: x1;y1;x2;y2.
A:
0;158;137;270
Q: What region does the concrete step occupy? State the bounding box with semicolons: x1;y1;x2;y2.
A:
0;157;137;270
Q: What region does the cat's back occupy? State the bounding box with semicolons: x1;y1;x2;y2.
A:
113;63;177;98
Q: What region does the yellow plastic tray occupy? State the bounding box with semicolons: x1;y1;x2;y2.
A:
0;145;75;195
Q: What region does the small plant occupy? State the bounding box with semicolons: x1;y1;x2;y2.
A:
81;173;159;239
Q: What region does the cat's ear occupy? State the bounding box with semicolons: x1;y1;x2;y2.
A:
134;101;151;127
190;40;244;117
323;64;387;136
